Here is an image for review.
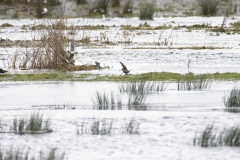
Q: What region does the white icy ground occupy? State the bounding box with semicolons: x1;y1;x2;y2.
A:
1;16;240;74
1;16;240;160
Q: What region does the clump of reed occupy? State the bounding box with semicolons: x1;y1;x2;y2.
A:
0;116;5;133
0;23;13;28
76;0;88;5
127;90;148;110
118;81;167;93
223;88;240;112
177;74;211;91
119;81;167;110
12;112;52;134
123;117;140;134
77;117;141;135
122;0;133;14
138;3;155;20
77;118;114;135
47;102;76;110
90;118;114;135
111;0;120;8
197;0;219;16
193;124;240;147
122;81;149;110
93;81;167;110
89;0;110;14
93;91;122;110
0;147;66;160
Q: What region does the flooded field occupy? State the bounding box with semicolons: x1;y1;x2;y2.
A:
1;16;240;159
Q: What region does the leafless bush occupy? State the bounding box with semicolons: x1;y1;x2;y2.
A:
9;19;74;70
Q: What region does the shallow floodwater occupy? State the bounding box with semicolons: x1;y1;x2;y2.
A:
0;81;237;110
1;81;240;159
1;16;240;159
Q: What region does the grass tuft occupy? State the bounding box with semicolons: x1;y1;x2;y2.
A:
194;124;240;147
138;3;155;20
223;88;240;112
93;91;122;110
123;117;140;134
12;112;52;134
197;0;219;16
177;74;211;91
122;0;133;14
77;117;141;135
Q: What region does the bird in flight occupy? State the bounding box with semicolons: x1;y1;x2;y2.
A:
0;68;7;73
120;61;130;74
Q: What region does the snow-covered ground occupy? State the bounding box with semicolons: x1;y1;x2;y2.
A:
1;16;240;160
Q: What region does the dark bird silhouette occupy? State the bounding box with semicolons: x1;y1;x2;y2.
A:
95;61;101;68
0;68;7;73
120;61;130;74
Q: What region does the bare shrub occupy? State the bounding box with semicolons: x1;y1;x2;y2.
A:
9;19;74;70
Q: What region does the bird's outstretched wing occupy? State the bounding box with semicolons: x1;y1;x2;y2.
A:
0;68;7;73
120;61;128;70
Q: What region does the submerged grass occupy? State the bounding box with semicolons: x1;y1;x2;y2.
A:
77;117;141;135
0;147;66;160
2;72;240;81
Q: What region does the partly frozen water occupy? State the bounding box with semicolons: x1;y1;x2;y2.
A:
1;16;240;159
0;81;237;110
1;80;240;160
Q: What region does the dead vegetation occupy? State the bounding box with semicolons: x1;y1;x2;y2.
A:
6;19;99;71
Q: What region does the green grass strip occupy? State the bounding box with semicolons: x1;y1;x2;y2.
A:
1;72;240;81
